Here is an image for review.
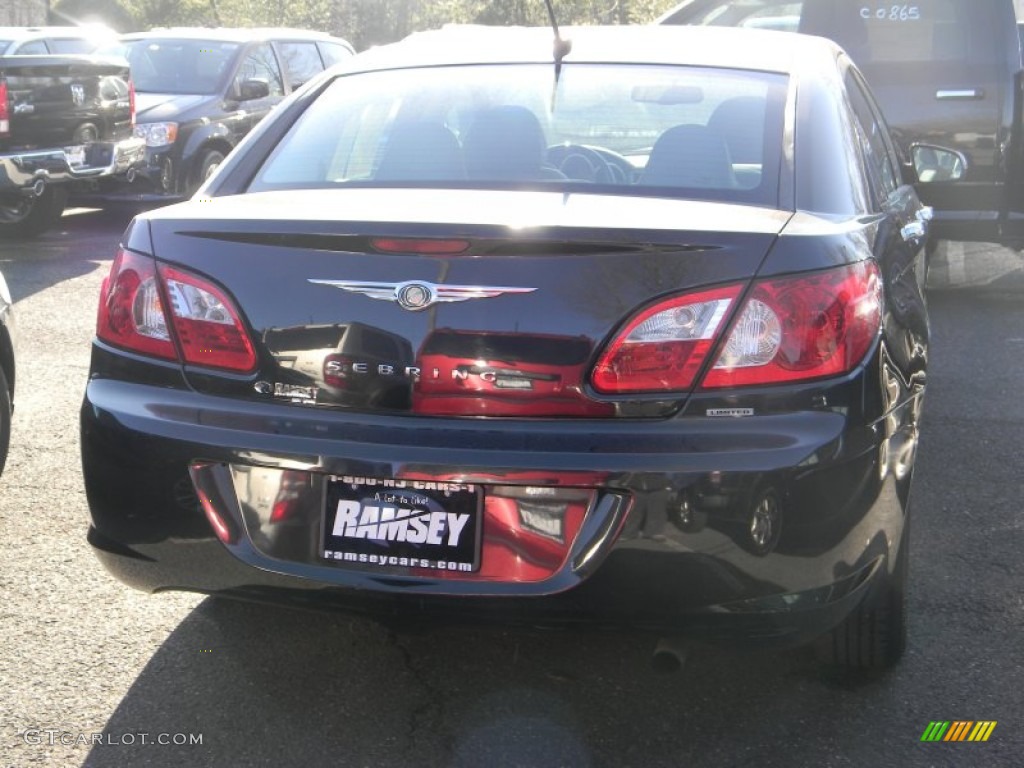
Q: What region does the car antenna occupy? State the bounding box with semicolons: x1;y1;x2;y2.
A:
544;0;572;104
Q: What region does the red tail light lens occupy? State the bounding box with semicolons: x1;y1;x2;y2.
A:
160;265;257;372
591;262;881;394
592;285;742;393
371;238;470;255
96;250;256;373
0;80;9;137
97;249;177;361
702;261;881;388
128;80;136;128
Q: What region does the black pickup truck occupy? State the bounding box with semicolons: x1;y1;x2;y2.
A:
659;0;1024;248
0;54;144;236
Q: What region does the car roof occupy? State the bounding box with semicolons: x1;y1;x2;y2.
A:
0;25;115;39
350;24;840;76
120;27;352;47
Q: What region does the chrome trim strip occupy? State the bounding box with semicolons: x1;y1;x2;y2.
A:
935;89;982;100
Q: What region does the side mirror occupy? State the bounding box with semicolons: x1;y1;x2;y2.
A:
910;143;968;183
237;78;270;101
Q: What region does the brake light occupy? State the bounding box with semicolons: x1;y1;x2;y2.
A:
96;250;256;372
590;262;881;394
591;285;741;393
702;261;881;388
160;265;257;372
371;238;470;255
128;80;136;128
96;249;177;361
0;79;9;137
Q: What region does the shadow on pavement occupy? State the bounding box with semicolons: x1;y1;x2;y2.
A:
0;207;139;304
81;597;923;768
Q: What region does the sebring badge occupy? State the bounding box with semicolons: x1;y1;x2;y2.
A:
308;279;536;312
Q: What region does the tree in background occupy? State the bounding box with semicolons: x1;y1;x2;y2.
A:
378;0;685;47
50;0;136;30
52;0;682;47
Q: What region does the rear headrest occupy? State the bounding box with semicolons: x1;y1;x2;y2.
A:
642;124;736;189
462;106;547;180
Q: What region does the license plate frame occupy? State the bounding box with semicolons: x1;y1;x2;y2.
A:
321;476;482;573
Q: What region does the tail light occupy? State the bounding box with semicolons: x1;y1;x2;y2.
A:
96;249;177;361
0;79;9;137
97;249;257;372
160;265;257;371
702;261;881;388
371;238;470;255
592;285;741;393
591;261;881;393
128;80;136;127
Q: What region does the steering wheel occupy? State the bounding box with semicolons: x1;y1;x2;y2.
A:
547;144;616;183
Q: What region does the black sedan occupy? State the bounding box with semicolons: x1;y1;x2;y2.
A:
82;25;946;672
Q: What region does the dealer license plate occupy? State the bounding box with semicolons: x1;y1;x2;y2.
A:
321;475;482;572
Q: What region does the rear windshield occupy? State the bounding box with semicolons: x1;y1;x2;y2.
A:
249;63;788;207
105;39;241;94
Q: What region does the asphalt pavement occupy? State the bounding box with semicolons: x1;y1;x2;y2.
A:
0;210;1021;768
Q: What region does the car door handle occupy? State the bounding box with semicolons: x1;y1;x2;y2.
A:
936;89;983;100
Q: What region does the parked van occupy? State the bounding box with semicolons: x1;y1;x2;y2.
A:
93;27;354;201
660;0;1024;246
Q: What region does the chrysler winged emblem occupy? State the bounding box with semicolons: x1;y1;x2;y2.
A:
308;279;536;312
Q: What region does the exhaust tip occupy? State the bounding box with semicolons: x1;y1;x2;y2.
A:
651;637;689;674
31;178;46;197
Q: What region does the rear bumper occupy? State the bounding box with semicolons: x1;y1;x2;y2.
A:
81;366;917;647
73;144;188;204
88;523;883;648
0;137;146;193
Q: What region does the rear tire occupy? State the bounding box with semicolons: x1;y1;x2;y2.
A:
814;517;909;673
72;122;99;144
0;187;68;239
0;366;11;477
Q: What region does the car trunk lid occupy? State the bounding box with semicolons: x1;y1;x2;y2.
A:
146;189;791;418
